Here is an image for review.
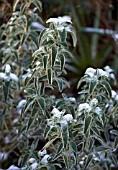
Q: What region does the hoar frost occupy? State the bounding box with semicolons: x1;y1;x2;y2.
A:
46;16;72;24
38;149;47;157
40;155;50;164
78;103;91;112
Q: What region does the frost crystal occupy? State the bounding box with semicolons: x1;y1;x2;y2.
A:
38;149;47;157
78;103;91;112
40;155;50;164
63;114;73;121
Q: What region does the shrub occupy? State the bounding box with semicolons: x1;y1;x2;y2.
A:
0;1;118;170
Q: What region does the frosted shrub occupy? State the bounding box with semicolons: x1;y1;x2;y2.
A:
0;0;117;169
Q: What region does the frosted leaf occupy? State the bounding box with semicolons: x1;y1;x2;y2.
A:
30;162;38;170
94;107;102;115
7;165;20;170
38;149;47;157
61;119;68;128
68;97;76;102
63;114;73;121
90;98;98;107
40;155;50;164
5;64;11;74
17;100;27;109
97;69;108;77
52;108;62;118
0;152;8;161
36;61;40;65
10;73;19;82
85;67;96;77
78;103;91;112
46;16;72;24
112;90;117;98
28;158;36;164
0;72;5;79
104;66;113;73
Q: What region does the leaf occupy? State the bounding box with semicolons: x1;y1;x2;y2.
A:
70;141;77;153
51;46;57;67
55;78;63;92
114;136;118;148
89;80;97;94
52;143;63;161
109;154;118;165
58;28;67;42
38;97;46;112
20;3;26;15
47;165;56;170
38;28;47;45
84;116;92;134
21;33;27;45
29;31;39;48
68;105;75;119
100;80;112;99
61;120;68;148
47;68;52;84
59;54;65;70
43;136;59;150
83;154;93;170
43;55;49;69
110;130;118;136
95;146;109;152
63;152;69;169
32;0;42;12
27;117;34;131
44;125;51;138
66;25;77;47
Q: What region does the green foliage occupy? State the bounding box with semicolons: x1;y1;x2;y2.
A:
0;1;118;170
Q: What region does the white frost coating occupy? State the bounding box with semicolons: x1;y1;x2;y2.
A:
85;67;96;77
78;103;91;112
112;90;117;98
7;165;20;170
90;98;98;106
36;61;40;66
28;158;36;164
68;97;76;102
38;149;47;157
52;108;62;118
10;73;19;82
97;69;109;77
46;16;72;24
30;162;38;170
104;66;113;73
0;152;8;161
63;114;73;121
17;100;27;109
40;155;50;164
0;72;5;79
61;119;68;127
94;107;102;115
5;64;11;74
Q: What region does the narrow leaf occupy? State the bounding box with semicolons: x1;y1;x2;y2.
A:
84;116;92;134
